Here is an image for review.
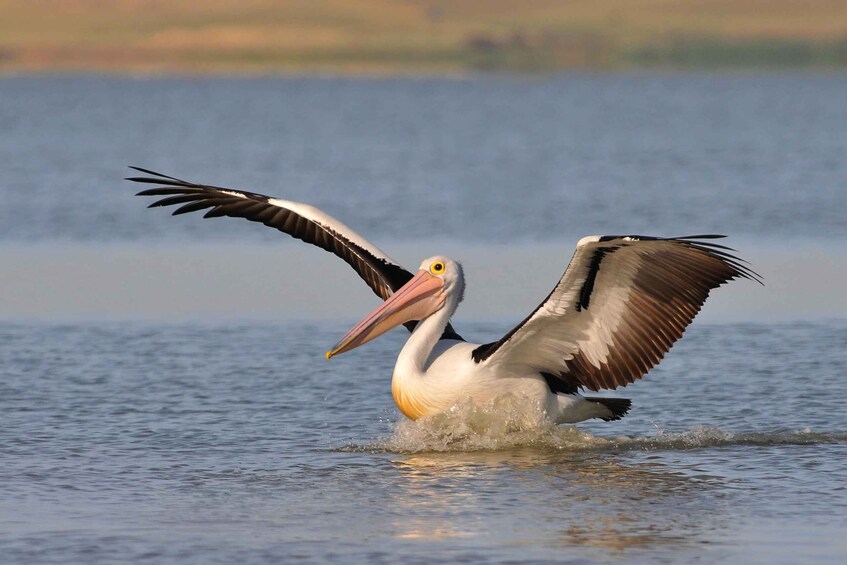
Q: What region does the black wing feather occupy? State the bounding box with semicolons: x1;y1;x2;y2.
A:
129;167;463;340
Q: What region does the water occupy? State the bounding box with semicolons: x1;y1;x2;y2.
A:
1;321;845;563
1;74;845;243
1;73;846;562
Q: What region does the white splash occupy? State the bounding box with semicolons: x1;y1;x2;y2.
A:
353;400;846;454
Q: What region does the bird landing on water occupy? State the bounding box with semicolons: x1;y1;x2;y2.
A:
132;167;761;425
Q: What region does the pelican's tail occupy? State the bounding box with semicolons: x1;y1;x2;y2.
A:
585;397;632;421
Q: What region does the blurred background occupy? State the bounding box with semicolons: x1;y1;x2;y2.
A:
2;0;847;74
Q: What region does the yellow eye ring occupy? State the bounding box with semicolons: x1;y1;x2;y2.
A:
430;262;445;275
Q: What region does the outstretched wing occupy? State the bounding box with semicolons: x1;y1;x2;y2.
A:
471;235;760;391
129;166;463;339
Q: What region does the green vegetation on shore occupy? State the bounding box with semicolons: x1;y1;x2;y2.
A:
2;0;846;74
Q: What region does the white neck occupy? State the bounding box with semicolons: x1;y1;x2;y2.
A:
395;304;454;377
390;303;456;420
391;261;465;420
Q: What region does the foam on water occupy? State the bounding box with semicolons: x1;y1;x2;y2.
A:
350;401;847;454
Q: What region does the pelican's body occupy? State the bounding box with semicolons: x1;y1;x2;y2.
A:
392;338;601;424
132;168;760;425
391;311;550;422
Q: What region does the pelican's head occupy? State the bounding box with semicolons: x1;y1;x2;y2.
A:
417;255;465;303
326;256;464;359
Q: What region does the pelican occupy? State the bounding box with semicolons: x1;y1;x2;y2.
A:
131;167;760;425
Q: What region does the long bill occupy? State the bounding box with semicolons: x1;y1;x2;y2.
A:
326;270;445;359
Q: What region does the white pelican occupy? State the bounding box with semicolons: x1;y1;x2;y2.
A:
131;167;760;425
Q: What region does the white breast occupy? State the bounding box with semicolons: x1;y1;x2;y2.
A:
391;340;556;421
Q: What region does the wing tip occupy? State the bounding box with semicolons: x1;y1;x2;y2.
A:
127;165;179;180
595;233;764;286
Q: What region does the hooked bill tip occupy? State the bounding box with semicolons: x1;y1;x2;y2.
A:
325;351;333;360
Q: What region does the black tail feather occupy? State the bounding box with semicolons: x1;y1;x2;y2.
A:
586;397;632;421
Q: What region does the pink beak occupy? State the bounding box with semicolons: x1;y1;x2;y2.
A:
326;270;445;359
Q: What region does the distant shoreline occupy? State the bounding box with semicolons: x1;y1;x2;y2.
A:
2;0;846;75
2;64;847;80
1;38;845;76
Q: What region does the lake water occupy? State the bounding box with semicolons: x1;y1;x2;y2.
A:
0;73;845;563
1;73;846;243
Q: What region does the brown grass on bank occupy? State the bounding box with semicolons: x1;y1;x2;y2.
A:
1;0;846;73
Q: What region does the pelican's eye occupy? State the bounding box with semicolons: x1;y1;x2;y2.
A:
430;262;446;275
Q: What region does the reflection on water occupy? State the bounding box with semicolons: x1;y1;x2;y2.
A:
539;456;722;553
386;448;727;554
349;398;847;556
